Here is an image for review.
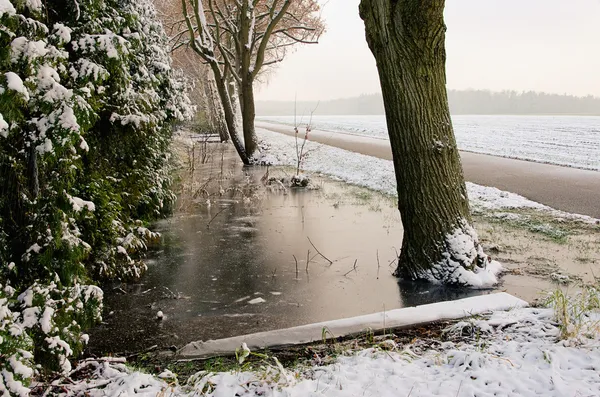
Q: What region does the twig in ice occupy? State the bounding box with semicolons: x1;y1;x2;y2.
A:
207;207;227;229
307;236;333;265
343;259;358;277
306;249;311;272
293;255;299;279
455;380;463;397
377;249;381;279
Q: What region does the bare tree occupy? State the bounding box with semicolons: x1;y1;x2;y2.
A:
360;0;495;285
174;0;250;163
232;0;325;160
173;0;324;163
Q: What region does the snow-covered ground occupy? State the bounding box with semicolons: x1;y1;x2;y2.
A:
256;127;599;223
257;115;600;171
50;304;600;396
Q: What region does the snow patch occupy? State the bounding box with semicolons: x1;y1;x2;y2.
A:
466;182;547;211
67;194;95;212
52;23;72;44
4;72;29;100
40;306;54;333
0;0;16;16
0;113;8;137
423;221;502;288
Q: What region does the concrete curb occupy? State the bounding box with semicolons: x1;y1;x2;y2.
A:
178;292;528;358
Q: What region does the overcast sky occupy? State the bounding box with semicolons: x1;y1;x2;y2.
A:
255;0;600;101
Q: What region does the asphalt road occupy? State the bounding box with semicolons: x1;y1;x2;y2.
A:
257;121;600;218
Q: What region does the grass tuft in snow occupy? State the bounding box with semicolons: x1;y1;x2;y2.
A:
543;286;600;341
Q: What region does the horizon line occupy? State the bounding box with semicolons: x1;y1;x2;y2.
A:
256;89;600;103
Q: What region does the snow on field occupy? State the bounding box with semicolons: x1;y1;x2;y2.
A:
258;115;600;171
52;305;600;396
256;127;598;222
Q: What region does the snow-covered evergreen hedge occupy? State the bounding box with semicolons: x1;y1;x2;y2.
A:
0;0;192;392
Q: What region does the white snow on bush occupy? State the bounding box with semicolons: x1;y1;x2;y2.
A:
0;0;15;16
4;72;29;100
66;194;95;212
24;0;42;12
10;37;49;64
0;113;8;137
52;23;72;44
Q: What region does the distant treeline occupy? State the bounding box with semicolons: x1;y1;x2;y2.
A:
257;90;600;116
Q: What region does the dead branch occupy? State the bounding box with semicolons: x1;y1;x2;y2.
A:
307;236;333;265
293;254;299;278
206;207;227;229
343;259;358;277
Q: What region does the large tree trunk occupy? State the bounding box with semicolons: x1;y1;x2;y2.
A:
211;64;249;165
360;0;493;285
239;76;259;160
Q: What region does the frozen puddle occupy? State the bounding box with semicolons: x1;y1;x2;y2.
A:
89;145;550;356
179;293;527;358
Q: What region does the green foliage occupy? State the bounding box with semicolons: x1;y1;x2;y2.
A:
0;0;192;388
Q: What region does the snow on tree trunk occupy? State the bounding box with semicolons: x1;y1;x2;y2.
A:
359;0;500;286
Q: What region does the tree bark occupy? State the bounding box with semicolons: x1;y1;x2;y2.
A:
239;75;259;160
206;76;229;142
359;0;488;283
238;2;260;161
211;64;249;165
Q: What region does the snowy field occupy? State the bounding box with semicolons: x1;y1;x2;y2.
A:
256;128;598;224
257;115;600;171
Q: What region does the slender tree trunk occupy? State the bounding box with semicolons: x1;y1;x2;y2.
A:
211;64;249;165
238;2;260;161
206;77;229;142
228;76;242;134
360;0;489;284
240;75;259;160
